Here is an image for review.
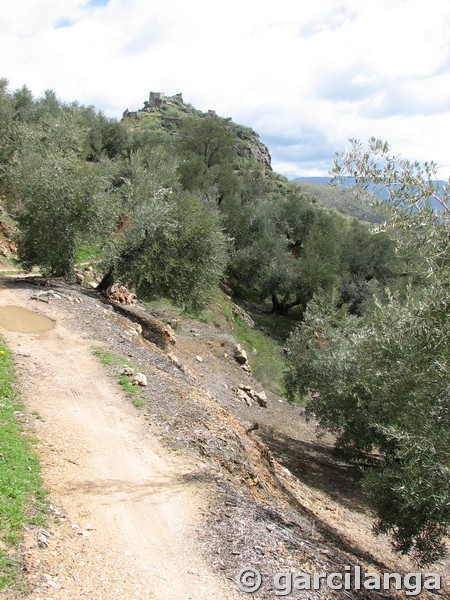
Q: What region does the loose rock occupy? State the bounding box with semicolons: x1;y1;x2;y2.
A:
121;367;134;376
254;390;267;408
233;386;267;408
131;372;147;387
234;344;248;365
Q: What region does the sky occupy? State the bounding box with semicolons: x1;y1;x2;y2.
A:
1;0;449;179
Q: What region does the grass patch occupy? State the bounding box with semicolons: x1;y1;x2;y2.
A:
75;242;106;265
0;257;22;274
142;292;289;397
0;339;47;590
92;348;148;408
249;307;302;343
142;297;185;318
231;315;287;397
93;348;122;366
209;291;290;396
142;296;214;324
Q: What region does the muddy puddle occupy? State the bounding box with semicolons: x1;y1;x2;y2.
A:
0;305;55;333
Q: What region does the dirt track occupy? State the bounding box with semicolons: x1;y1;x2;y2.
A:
0;281;237;599
1;276;448;599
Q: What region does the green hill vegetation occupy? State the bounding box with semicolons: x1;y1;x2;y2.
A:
123;92;272;171
292;180;389;223
0;80;448;566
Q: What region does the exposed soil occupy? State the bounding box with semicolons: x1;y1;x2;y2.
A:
0;275;448;599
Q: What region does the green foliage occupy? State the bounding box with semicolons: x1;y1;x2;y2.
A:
118;190;228;313
223;188;393;315
286;139;450;565
287;285;449;565
332;137;449;276
177;114;237;169
82;109;130;160
11;141;116;277
239;165;270;202
1;83;123;276
230;199;292;298
0;339;47;589
176;115;240;204
296;210;342;301
104;148;228;312
129;128;174;156
0;79;16;182
339;220;398;314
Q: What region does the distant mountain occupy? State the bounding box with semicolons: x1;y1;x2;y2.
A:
293;177;331;185
291;179;387;223
293;177;447;214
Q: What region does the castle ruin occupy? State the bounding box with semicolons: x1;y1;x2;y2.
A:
149;92;183;108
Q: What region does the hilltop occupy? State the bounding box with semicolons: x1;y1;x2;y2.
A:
122;91;272;171
122;92;390;225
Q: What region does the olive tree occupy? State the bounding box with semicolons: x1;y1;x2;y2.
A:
226;194;345;314
9;114;116;277
176;115;240;203
99;148;228;312
285;139;449;565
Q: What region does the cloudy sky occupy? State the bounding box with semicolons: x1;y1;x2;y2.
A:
1;0;449;179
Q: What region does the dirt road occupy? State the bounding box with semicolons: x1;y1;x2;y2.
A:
0;281;237;599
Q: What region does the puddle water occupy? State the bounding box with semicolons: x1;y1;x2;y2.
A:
0;305;55;333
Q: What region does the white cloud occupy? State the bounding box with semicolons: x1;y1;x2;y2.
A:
1;0;449;179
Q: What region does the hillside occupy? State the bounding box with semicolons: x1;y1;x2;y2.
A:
123;91;272;170
292;180;388;224
294;176;448;215
0;82;448;594
1;275;447;598
122;92;389;225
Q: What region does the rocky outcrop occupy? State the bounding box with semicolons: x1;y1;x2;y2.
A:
0;219;17;259
232;384;268;408
106;282;137;305
231;303;254;327
234;343;248;365
131;372;148;387
233;124;272;170
75;266;102;290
